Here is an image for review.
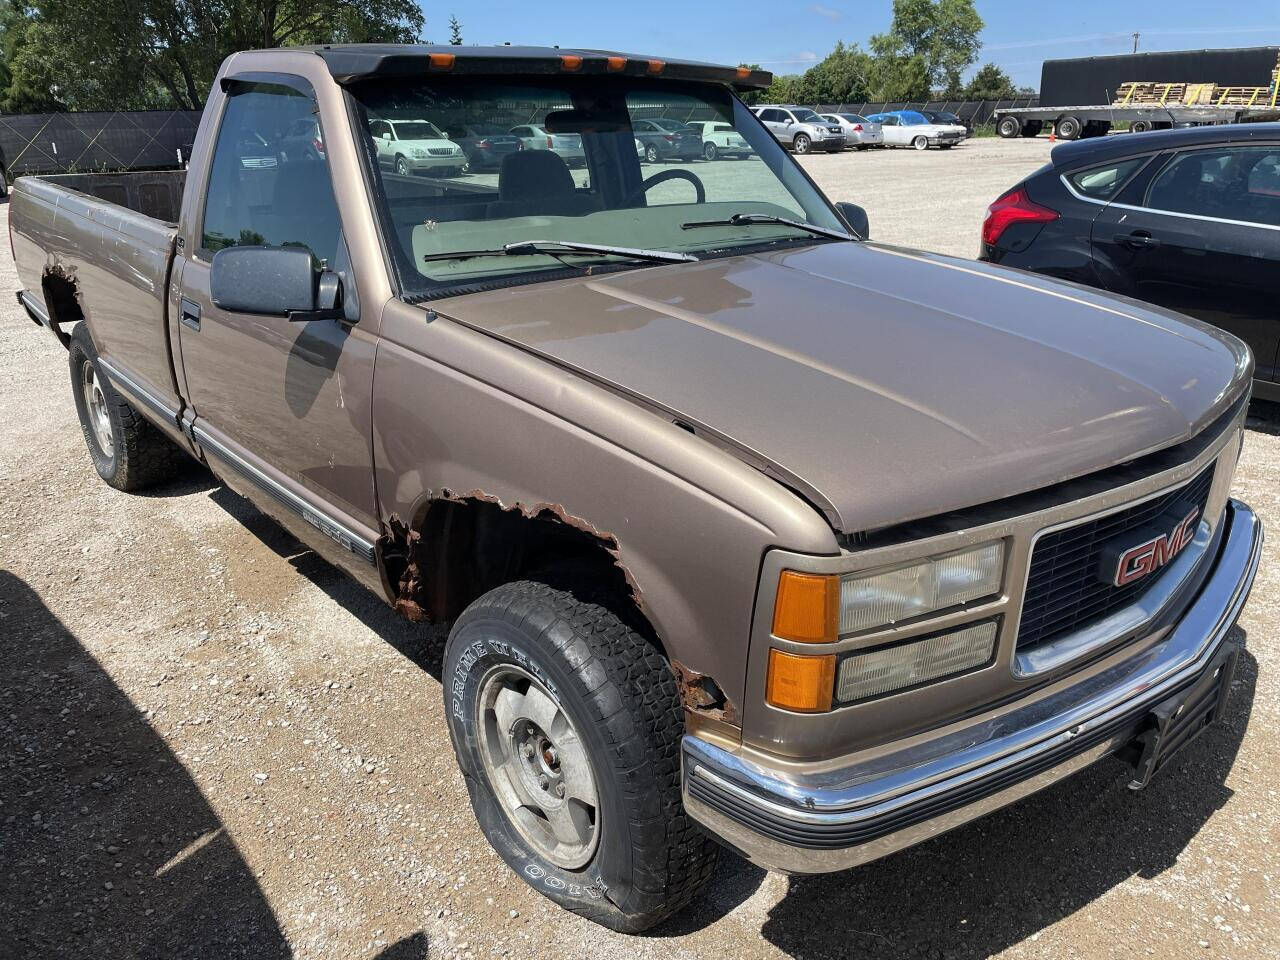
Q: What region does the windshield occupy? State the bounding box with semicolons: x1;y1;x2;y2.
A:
791;108;822;123
349;76;846;295
393;121;447;140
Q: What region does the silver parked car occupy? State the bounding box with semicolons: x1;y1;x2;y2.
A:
751;104;845;154
508;123;586;166
821;113;884;149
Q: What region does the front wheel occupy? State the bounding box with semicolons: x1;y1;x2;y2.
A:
644;143;660;163
792;133;811;154
444;578;717;932
703;142;717;161
395;155;410;176
912;135;929;151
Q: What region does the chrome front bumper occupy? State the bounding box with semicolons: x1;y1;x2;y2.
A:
682;499;1262;874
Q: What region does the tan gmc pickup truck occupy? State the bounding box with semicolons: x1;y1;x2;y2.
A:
10;45;1264;932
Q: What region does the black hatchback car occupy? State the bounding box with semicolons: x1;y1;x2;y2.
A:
980;123;1280;398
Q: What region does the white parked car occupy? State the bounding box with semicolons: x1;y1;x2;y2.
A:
508;124;586;166
865;111;964;150
685;121;754;160
820;113;884;149
368;118;468;176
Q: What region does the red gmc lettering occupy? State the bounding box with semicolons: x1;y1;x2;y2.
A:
1114;508;1201;587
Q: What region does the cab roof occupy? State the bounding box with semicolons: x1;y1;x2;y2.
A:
311;44;773;90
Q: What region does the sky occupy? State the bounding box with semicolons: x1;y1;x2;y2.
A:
425;1;1280;90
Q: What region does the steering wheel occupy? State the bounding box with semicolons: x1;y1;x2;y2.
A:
626;168;705;205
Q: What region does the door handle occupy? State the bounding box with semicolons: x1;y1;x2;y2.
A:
179;298;201;331
1115;231;1161;250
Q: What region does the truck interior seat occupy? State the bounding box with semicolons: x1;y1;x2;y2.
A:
486;151;600;219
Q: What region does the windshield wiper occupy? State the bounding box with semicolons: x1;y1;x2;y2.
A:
680;212;855;242
422;239;698;265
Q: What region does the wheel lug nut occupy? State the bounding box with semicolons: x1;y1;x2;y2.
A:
555;782;565;798
538;775;549;790
521;743;534;759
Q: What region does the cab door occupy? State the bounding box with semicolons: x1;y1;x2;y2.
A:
174;74;382;585
1091;143;1280;383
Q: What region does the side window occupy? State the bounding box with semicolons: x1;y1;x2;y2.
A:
201;81;342;264
1067;157;1146;201
1146;146;1280;226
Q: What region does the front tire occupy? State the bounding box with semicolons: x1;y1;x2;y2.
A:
644;143;660;163
703;142;717;161
395;155;410;176
444;578;717;932
912;135;929;151
69;326;184;492
792;133;811;154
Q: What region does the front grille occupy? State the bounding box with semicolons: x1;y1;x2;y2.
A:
428;147;456;156
1017;462;1216;651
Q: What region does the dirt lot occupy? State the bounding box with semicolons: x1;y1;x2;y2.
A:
2;137;1277;960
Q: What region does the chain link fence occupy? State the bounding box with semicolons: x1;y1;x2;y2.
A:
0;110;202;181
810;97;1041;131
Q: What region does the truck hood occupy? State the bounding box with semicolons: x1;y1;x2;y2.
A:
431;242;1250;534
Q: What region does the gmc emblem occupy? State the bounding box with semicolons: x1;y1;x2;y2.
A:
1106;507;1200;587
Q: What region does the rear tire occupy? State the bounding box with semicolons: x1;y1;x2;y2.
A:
644;143;660;163
69;325;185;492
703;142;717;161
1131;120;1152;133
444;577;717;932
912;136;929;151
997;116;1022;139
1054;116;1082;140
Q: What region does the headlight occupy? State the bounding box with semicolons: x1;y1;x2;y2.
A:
772;541;1004;642
410;148;427;158
840;542;1004;633
835;620;997;703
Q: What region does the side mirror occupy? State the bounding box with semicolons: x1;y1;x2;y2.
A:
784;117;794;125
835;202;870;240
210;246;345;322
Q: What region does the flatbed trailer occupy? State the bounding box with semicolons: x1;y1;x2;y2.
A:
993;103;1279;140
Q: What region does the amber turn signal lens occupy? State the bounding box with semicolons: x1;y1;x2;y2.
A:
606;56;627;72
772;571;839;643
428;53;456;70
766;650;835;713
560;55;583;71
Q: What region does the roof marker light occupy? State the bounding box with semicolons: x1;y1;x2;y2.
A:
428;53;455;71
560;55;583;71
607;56;627;72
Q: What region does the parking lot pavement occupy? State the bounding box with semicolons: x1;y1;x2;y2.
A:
2;137;1278;959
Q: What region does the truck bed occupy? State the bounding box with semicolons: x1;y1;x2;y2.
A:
10;171;186;427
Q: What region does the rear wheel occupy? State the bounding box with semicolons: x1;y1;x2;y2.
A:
444;577;717;932
912;135;929;151
997;116;1022;139
792;133;811;154
644;143;660;163
69;326;185;492
1054;116;1082;140
703;142;717;161
1131;119;1152;133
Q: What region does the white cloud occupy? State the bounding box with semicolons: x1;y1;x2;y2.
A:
809;4;842;19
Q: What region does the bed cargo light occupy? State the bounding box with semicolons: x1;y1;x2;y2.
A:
766;649;835;713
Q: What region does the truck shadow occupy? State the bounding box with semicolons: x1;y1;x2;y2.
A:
752;632;1257;959
0;568;294;959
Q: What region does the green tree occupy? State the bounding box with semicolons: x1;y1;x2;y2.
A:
0;2;65;111
872;0;983;98
1;0;424;112
964;62;1017;100
803;42;872;105
448;14;462;45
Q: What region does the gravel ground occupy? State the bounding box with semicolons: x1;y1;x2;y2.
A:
2;137;1277;960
